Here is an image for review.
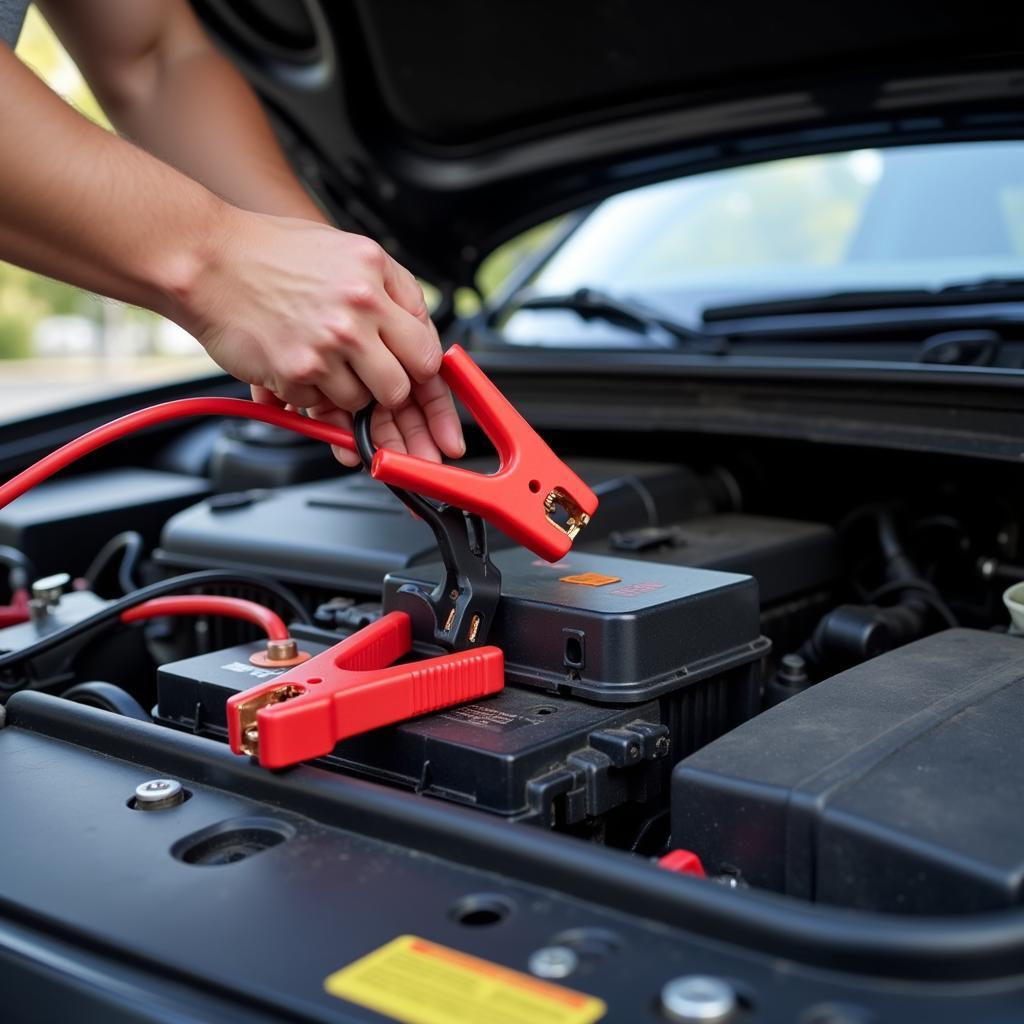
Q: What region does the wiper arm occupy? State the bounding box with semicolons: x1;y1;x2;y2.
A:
514;287;728;353
704;278;1024;321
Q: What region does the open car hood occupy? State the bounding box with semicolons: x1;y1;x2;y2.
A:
192;0;1024;289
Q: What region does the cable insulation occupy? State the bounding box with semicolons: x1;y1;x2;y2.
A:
0;398;356;513
120;595;289;640
84;531;144;595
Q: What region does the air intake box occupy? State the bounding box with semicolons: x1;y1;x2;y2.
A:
672;629;1024;914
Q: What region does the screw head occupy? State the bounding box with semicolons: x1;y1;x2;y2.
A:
661;976;737;1023
528;946;578;979
133;778;184;810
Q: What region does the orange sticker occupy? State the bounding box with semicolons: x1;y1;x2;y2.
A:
324;935;606;1024
559;572;621;587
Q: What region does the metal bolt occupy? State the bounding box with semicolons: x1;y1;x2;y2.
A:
266;638;299;662
528;946;578;979
661;976;737;1023
31;572;71;606
714;873;747;890
133;778;184;811
654;736;671;756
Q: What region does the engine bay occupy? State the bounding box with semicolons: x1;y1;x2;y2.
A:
2;395;1023;926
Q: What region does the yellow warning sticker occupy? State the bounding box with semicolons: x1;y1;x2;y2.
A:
559;572;621;588
324;935;606;1024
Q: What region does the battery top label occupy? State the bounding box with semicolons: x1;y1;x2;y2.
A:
559;572;621;587
324;934;606;1024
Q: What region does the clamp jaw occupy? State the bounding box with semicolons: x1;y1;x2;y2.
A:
227;345;599;769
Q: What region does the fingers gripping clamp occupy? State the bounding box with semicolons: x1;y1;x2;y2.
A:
227;611;503;769
370;345;599;563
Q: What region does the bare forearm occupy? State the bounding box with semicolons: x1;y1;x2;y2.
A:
2;0;461;464
0;45;223;317
38;0;324;223
102;48;325;222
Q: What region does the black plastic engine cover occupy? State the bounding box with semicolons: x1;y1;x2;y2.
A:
671;628;1024;914
155;459;715;594
8;691;1024;1022
583;513;838;605
0;467;209;579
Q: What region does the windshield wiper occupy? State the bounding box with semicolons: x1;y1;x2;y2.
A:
513;288;728;353
703;278;1024;322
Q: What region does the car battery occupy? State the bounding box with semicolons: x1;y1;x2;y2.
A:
384;549;769;703
581;513;839;606
156;635;671;827
157;551;767;828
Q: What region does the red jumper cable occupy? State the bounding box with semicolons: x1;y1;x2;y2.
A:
0;347;596;565
0;588;29;628
372;345;597;562
0;345;597;769
120;595;290;640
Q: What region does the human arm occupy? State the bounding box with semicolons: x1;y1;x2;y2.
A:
6;3;463;464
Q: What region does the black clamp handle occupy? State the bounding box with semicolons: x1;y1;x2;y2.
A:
354;406;501;651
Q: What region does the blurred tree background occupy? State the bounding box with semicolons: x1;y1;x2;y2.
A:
1;8;213;421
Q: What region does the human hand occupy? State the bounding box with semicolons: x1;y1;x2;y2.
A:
175;207;464;465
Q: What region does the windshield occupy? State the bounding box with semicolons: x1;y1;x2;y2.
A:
496;142;1024;345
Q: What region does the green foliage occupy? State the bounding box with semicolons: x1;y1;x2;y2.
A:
0;259;97;359
0;312;31;358
476;218;566;299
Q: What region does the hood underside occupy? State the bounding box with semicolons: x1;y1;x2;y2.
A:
192;0;1024;287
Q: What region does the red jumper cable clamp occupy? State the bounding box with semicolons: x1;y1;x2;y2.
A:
227;611;503;769
227;345;598;768
370;345;598;563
